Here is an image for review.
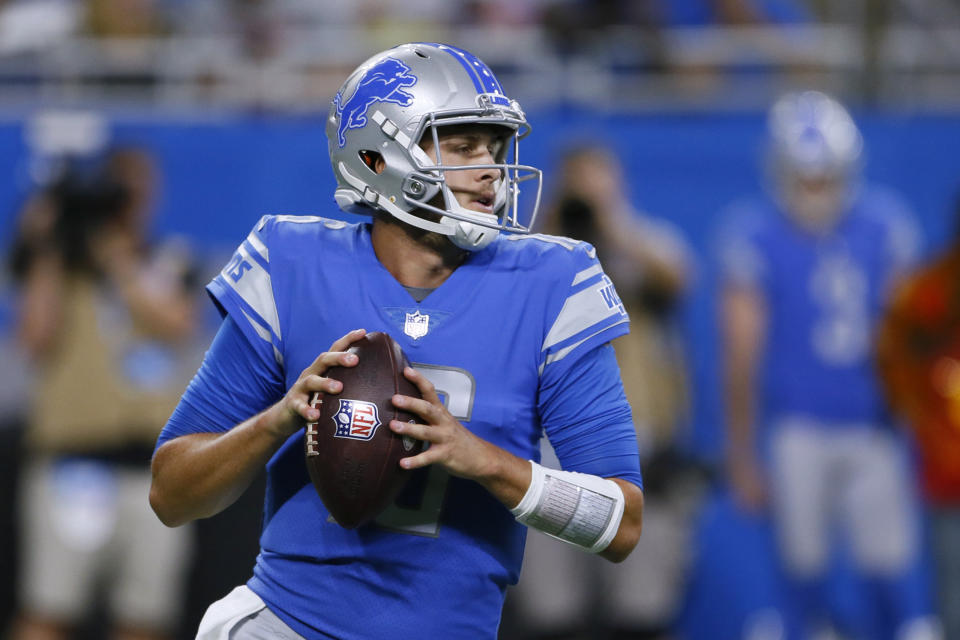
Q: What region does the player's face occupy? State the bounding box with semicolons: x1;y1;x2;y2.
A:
780;172;848;232
420;126;506;215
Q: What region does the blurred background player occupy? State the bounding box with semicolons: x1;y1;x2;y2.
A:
9;146;199;640
876;190;960;640
717;91;939;640
508;143;701;640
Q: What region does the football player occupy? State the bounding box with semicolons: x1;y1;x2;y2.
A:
149;43;644;640
719;91;939;639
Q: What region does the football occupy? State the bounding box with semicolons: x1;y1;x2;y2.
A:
304;331;423;528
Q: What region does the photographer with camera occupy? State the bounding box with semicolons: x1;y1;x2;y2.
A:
10;147;199;640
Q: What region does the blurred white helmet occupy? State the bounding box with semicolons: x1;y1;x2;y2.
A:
326;42;542;251
767;91;863;230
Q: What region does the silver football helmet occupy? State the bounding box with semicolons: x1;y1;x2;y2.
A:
326;42;542;251
767;90;863;229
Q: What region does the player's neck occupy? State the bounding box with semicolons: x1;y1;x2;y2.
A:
371;219;467;289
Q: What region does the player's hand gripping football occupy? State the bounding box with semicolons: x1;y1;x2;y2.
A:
389;367;498;481
271;329;366;438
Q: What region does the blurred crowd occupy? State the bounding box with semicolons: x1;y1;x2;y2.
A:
0;0;829;47
2;0;960;111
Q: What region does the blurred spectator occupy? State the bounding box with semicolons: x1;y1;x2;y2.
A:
507;144;702;640
541;0;668;70
876;192;960;640
458;0;543;26
718;90;939;639
9;146;198;640
0;0;81;55
84;0;167;37
664;0;811;25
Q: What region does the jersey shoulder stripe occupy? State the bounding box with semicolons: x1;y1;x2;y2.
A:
208;215;285;365
530;238;629;374
504;232;596;258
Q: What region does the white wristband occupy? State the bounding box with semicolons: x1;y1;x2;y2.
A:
511;461;625;554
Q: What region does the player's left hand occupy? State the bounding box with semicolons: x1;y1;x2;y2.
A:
389;367;496;481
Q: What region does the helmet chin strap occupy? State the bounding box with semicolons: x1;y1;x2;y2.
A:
438;183;500;251
441;215;497;251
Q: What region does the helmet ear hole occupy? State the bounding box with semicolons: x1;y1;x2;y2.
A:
359;150;384;174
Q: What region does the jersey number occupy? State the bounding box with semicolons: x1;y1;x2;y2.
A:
225;253;253;283
373;364;476;537
809;253;869;366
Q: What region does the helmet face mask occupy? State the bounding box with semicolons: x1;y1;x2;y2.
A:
766;91;863;232
327;43;542;251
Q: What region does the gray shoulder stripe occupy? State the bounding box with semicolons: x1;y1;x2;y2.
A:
572;264;603;286
543;284;619;352
246;230;269;262
505;233;594;257
273;214;325;224
538;319;629;376
238;308;283;365
224;244;282;341
240;308;272;343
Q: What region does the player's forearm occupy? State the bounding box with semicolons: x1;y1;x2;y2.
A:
471;442;534;511
725;371;757;456
505;458;643;562
150;404;293;526
722;287;765;457
599;478;644;563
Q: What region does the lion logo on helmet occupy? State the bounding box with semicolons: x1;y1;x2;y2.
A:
333;57;418;148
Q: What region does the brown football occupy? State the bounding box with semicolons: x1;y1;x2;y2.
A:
304;331;423;529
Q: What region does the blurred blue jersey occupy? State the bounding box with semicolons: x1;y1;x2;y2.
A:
718;187;920;426
157;216;641;639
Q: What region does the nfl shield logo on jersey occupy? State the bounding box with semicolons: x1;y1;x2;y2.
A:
404;311;429;339
332;399;381;441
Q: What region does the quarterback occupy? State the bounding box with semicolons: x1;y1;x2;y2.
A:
149;43;644;639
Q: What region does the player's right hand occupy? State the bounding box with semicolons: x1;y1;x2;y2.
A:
269;329;366;438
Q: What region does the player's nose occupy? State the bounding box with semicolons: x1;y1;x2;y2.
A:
473;160;501;183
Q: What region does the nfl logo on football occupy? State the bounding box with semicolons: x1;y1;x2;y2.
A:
332;399;381;441
404;310;429;339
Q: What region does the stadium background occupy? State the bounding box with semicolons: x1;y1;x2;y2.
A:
1;1;959;638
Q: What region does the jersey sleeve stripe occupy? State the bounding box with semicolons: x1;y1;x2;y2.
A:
243;239;270;272
572;264;604;286
246;229;269;262
240;308;284;366
538;319;629;375
542;279;626;354
273;214;327;225
222;244;283;341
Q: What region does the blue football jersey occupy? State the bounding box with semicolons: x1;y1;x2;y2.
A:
163;216;639;639
718;186;921;425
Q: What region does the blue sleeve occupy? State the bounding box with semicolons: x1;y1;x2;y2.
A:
154;313;285;451
539;342;643;490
